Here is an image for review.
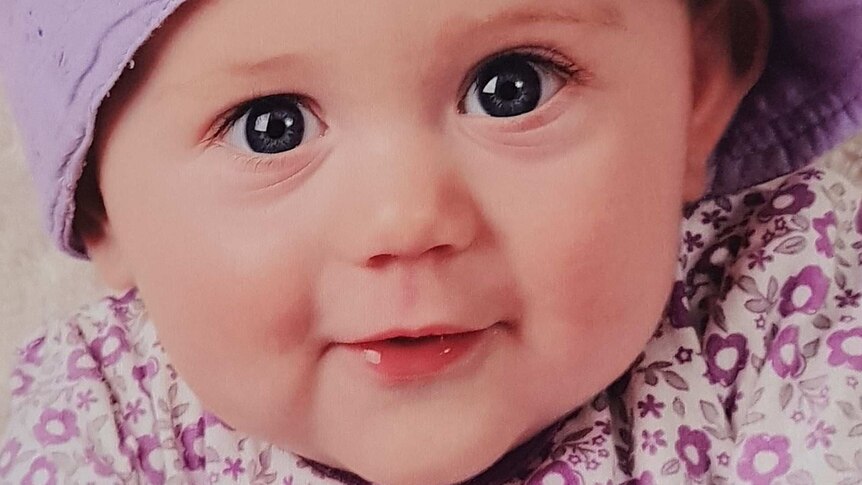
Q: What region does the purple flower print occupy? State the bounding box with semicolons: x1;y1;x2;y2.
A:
768;325;804;378
132;358;159;398
704;333;749;387
736;433;791;485
107;288;139;323
180;418;206;470
527;461;584;485
813;211;838;258
675;425;711;478
76;389;97;411
778;266;830;317
0;439;21;477
827;328;862;371
805;420;836;449
10;368;33;397
836;289;862;308
137;434;166;485
683;231;704;252
641;430;667;455
21;456;57;485
90;325;130;366
108;298;131;323
760;183;816;218
675;346;693;364
33;408;80;446
637;394;665;418
66;348;100;380
747;249;773;271
223;457;246;480
701;209;728;229
20;336;45;365
123;399;145;424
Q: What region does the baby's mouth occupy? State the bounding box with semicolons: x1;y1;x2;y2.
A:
340;323;507;384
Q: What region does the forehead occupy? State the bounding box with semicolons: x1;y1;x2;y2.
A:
138;0;627;77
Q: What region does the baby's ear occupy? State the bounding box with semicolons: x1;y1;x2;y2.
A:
683;0;771;202
75;164;136;291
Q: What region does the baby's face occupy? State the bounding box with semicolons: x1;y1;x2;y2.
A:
92;0;701;482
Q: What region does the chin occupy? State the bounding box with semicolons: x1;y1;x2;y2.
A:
327;415;527;485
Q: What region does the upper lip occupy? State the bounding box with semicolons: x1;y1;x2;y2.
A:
341;324;488;345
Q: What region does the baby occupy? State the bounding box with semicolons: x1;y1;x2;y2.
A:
1;0;862;483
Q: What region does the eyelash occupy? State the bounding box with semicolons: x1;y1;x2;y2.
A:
209;93;308;143
457;46;585;112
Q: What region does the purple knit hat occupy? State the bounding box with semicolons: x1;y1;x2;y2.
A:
0;0;861;259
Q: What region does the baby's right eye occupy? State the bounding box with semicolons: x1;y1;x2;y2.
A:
221;95;324;154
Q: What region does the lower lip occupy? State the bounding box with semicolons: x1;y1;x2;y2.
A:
344;329;491;384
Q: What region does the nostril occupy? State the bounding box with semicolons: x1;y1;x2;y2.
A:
426;244;453;259
366;244;454;268
367;254;395;268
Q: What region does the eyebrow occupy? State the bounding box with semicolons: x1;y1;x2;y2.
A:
460;2;624;32
224;52;306;78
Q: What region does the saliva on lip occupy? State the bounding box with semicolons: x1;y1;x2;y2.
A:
361;348;456;365
363;349;382;364
361;335;455;365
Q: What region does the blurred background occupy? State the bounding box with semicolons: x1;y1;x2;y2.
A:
0;89;105;428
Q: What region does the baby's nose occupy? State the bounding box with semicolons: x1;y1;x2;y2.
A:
330;131;482;269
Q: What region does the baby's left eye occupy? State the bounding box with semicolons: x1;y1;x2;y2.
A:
221;95;324;155
461;52;569;118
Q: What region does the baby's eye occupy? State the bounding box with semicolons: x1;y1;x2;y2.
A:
222;95;324;154
461;52;569;118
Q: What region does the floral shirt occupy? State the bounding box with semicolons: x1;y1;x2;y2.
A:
2;164;862;485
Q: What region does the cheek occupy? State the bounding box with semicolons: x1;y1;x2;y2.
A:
487;158;683;418
469;80;690;407
102;154;324;439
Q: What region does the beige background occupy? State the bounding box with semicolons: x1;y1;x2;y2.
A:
0;88;861;432
0;91;106;429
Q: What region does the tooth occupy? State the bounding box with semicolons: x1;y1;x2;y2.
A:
363;349;382;365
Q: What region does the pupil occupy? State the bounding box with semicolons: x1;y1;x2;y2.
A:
245;98;305;154
477;55;541;117
498;81;519;101
266;119;287;139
